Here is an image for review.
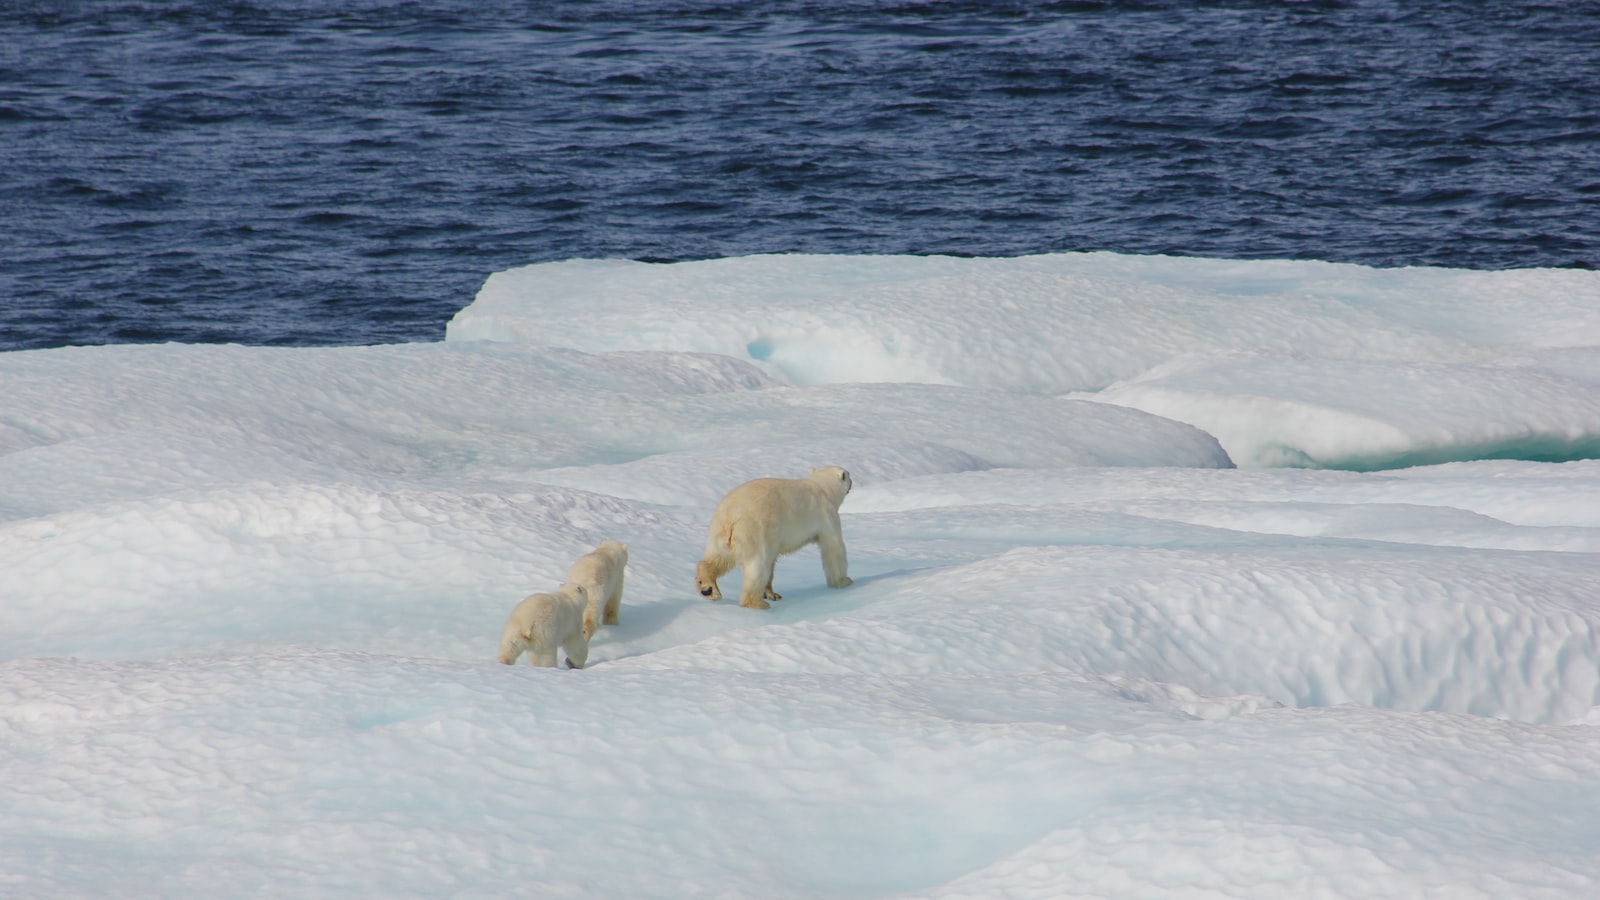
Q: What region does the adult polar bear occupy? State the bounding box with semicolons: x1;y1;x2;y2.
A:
696;466;853;610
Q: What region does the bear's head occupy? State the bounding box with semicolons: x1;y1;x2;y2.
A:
809;466;852;503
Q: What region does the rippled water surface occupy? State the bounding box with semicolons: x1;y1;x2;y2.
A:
2;1;1597;350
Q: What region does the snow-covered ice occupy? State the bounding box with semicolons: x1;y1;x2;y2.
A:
5;252;1600;897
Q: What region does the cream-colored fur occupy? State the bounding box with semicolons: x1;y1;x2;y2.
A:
497;582;590;668
695;466;853;610
568;540;628;640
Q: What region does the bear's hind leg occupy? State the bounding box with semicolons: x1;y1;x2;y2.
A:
696;557;725;601
603;575;623;625
563;633;589;670
529;641;559;667
737;555;773;610
497;633;526;666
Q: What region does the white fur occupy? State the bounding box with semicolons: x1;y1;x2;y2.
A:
567;540;628;640
496;582;590;668
695;466;853;610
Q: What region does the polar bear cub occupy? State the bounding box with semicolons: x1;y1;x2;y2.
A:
568;540;628;640
695;466;853;610
497;582;590;668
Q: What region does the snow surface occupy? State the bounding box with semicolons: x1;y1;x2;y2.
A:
6;252;1600;897
453;253;1600;469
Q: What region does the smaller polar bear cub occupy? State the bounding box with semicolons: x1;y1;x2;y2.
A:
497;582;590;668
696;465;853;610
567;540;628;640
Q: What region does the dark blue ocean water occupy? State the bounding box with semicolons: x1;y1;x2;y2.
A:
2;1;1597;352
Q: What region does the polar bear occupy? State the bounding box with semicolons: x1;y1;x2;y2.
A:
568;540;628;640
695;466;853;610
497;582;590;668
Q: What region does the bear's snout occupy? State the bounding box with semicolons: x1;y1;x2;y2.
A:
700;587;715;597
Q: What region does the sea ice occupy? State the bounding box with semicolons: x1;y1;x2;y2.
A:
4;252;1600;897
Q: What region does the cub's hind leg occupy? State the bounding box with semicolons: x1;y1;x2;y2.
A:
603;573;624;626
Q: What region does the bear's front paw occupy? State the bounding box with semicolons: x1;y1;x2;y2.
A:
829;576;853;588
739;596;772;610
